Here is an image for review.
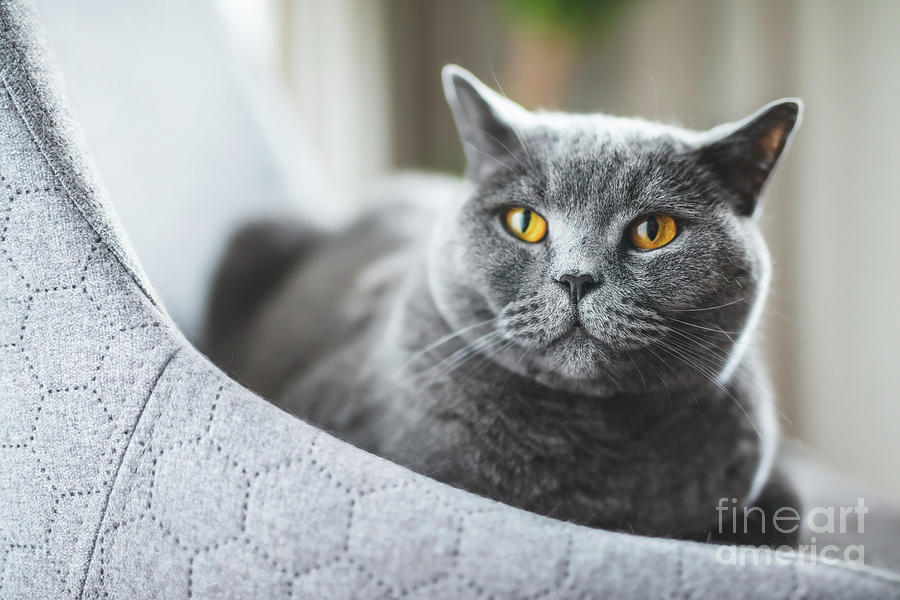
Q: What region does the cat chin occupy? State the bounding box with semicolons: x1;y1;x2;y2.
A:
527;333;620;385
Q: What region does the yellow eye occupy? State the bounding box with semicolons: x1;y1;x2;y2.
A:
504;207;547;243
630;215;677;250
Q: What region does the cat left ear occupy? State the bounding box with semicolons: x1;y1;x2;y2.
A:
699;99;803;217
442;65;531;181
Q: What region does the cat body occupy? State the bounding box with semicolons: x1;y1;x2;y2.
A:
208;66;800;538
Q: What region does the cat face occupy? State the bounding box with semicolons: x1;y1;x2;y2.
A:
428;66;800;393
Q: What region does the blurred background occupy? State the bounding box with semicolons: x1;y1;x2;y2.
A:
36;0;899;501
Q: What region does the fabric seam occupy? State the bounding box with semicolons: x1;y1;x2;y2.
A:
76;346;181;599
0;64;160;309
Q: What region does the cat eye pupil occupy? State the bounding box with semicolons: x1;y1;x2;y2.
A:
518;210;532;233
504;207;548;243
629;214;677;251
645;216;659;241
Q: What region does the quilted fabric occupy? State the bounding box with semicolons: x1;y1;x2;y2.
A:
0;0;898;597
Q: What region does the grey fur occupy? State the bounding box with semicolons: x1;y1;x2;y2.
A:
208;66;801;538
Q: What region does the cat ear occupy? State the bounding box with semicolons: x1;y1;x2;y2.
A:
699;99;803;216
442;65;530;181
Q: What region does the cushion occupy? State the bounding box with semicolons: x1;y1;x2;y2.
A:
0;0;898;597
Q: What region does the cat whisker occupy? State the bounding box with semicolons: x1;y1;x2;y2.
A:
414;330;508;383
668;295;752;313
460;337;520;381
627;354;647;391
398;282;471;298
479;125;538;175
670;323;763;348
663;335;729;373
462;141;515;174
656;341;761;439
613;302;665;323
642;344;708;428
487;62;540;173
423;332;504;377
667;328;732;361
604;365;624;391
661;342;754;422
665;330;792;426
619;319;668;337
640;350;672;403
667;317;739;340
399;317;498;373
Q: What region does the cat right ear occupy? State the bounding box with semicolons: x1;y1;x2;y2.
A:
442;65;530;181
699;99;803;217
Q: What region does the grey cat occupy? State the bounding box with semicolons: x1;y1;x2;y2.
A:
205;65;802;541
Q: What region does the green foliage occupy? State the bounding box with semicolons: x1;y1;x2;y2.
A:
501;0;633;37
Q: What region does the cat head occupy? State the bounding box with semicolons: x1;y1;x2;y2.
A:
428;65;801;394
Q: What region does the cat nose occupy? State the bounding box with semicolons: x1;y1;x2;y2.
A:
555;273;599;304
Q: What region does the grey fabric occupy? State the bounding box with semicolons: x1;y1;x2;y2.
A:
0;0;898;597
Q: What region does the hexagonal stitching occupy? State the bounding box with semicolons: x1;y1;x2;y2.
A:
1;174;61;195
146;436;252;553
452;572;489;598
186;537;296;599
346;483;462;596
80;240;117;329
0;245;28;299
555;532;575;597
450;508;575;599
83;321;166;434
16;280;126;397
0;543;11;596
284;553;345;599
0;176;59;297
342;554;399;599
27;317;158;493
394;572;454;598
242;453;358;577
0;345;36;448
17;285;108;396
151;383;222;457
302;432;413;497
13;293;38;384
31;385;121;490
0;188;86;293
0;70;175;600
94;517;137;593
0;248;33;348
83;344;179;596
44;488;103;593
1;64;159;304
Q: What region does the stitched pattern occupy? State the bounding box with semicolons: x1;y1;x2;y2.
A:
1;0;899;597
80;346;900;599
0;39;177;596
0;178;174;596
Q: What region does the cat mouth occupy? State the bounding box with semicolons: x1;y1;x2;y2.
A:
541;323;609;377
570;314;595;337
554;323;598;344
570;326;596;340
